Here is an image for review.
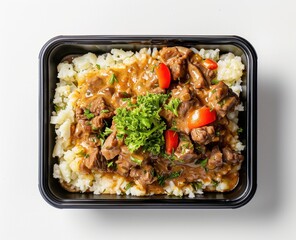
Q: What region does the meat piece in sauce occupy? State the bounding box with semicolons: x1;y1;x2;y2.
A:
191;126;216;145
75;107;87;120
88;97;114;129
171;84;198;117
174;133;198;162
101;129;122;160
182;166;207;183
91;111;114;130
116;146;133;177
189;54;216;84
129;164;155;186
178;99;197;118
188;62;208;89
149;87;166;94
159;108;175;125
80;147;107;171
222;147;244;164
160;84;196;127
159;47;192;80
208;81;239;117
74;120;92;139
84;147;99;169
76;96;114;130
171;84;192;102
207;146;223;170
152;156;172;176
89;96;109;115
86;134;101;147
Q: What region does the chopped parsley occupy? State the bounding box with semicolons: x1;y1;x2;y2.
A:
114;93;169;155
218;99;226;107
107;161;114;168
84;109;95;120
169;171;182;179
77;150;87;157
130;156;142;165
181;143;189;154
54;104;66;112
92;125;99;131
195;158;208;168
212;180;219;187
211;79;219;85
109;73;118;85
162;151;178;162
96;64;101;70
170;119;178;131
164;98;181;116
192;182;203;191
151;64;157;73
125;182;134;190
101;109;110;113
103;127;113;136
157;171;182;186
97;127;113;145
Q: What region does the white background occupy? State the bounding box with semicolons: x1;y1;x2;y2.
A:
0;0;295;239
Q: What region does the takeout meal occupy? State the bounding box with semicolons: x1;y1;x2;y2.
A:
51;46;245;198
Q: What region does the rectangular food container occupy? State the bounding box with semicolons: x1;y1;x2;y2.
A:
39;35;257;209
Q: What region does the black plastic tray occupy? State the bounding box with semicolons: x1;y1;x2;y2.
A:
39;35;257;209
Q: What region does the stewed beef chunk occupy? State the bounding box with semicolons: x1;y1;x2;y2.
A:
159;47;192;80
191;126;215;145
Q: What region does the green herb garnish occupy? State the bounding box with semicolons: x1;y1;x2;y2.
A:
211;79;219;85
157;171;182;186
218;99;226;106
92;126;99;131
181;143;189;154
109;73;118;85
96;64;101;70
162;150;178;162
164;98;181;116
84;109;95;120
192;182;203;191
151;64;157;73
107;161;114;168
170;119;178;131
212;180;219;187
103;127;113;136
101;109;110;113
130;156;142;165
198;158;208;168
97;127;113;145
113;93;169;155
125;182;134;190
77;150;87;157
168;171;181;179
54;104;65;113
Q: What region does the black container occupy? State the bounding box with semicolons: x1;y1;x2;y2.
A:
39;35;257;209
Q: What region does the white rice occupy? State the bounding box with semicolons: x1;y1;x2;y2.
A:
217;53;245;96
191;48;220;61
